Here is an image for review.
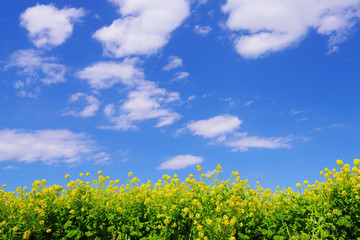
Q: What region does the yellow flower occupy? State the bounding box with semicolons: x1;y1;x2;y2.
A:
39;220;45;225
23;230;31;239
79;173;84;177
65;174;70;179
196;213;201;219
86;172;90;177
198;232;204;238
217;164;222;170
128;172;133;177
46;229;52;233
97;170;102;175
296;183;301;188
13;226;18;232
197;225;203;231
336;159;343;166
70;210;75;214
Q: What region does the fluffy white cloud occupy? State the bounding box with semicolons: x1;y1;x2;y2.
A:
163;56;183;71
6;49;66;97
102;81;181;130
0;129;109;165
157;154;203;170
76;59;144;89
186;115;242;138
225;133;292;152
93;0;190;57
222;0;360;58
194;25;212;35
65;93;100;117
20;4;85;49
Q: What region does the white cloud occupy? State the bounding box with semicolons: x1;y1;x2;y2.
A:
6;49;66;97
2;165;18;170
222;0;360;58
102;81;181;130
20;4;85;49
171;71;189;82
93;0;190;58
0;129;109;165
244;100;253;106
104;104;116;116
77;59;144;89
157;154;203;170
194;25;212;35
186;114;293;151
163;56;183;71
290;109;307;115
186;115;242;138
225;133;292;152
65;93;100;117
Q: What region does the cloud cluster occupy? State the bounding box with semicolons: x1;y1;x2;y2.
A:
222;0;360;58
93;0;190;57
0;129;109;165
102;81;181;130
20;4;85;49
186;114;292;151
75;58;181;130
6;49;66;97
157;154;203;170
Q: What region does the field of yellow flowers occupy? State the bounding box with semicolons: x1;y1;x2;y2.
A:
1;159;360;239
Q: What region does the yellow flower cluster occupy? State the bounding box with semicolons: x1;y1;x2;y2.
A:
1;159;360;239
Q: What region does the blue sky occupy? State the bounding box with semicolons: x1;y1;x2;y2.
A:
1;0;360;191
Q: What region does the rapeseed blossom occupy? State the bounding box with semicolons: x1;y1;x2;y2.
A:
1;160;360;239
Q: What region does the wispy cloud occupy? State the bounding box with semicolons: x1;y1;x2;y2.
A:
20;4;85;49
157;154;203;170
171;72;189;83
2;165;19;170
0;129;110;165
225;133;292;152
93;0;190;57
6;49;66;97
163;56;184;71
290;109;307;115
244;100;253;106
222;0;360;58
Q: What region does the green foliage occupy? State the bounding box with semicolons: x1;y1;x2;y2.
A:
1;160;360;239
